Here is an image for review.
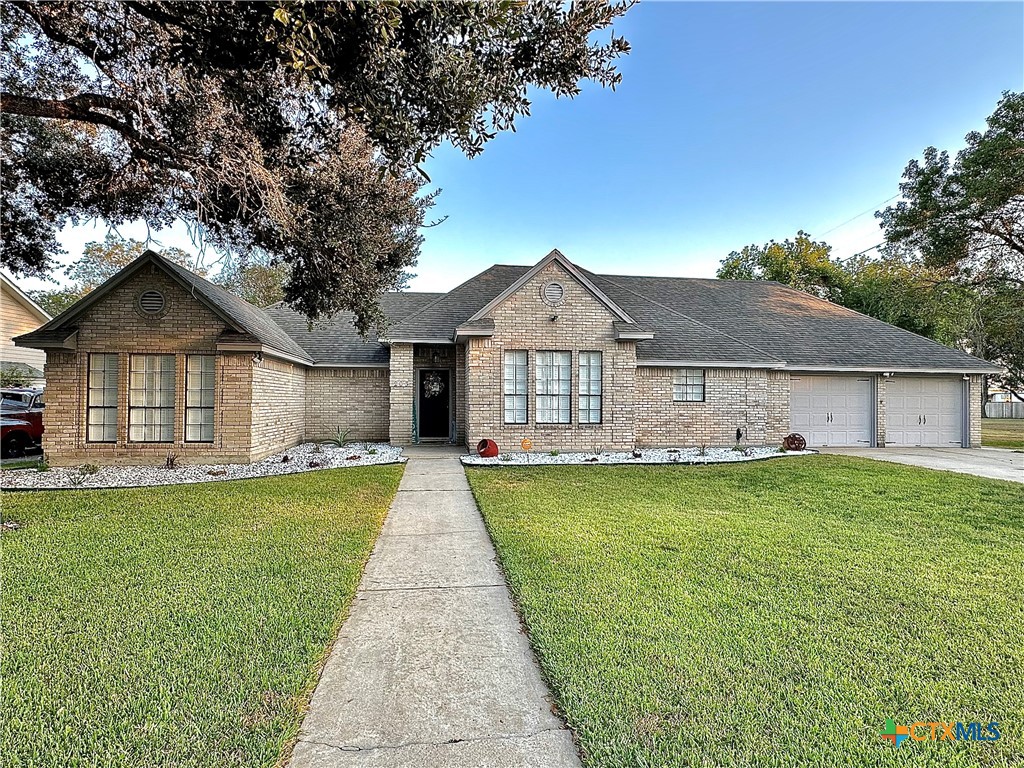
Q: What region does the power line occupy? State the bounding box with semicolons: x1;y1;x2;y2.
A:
819;194;900;237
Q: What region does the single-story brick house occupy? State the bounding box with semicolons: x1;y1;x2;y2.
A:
15;248;998;464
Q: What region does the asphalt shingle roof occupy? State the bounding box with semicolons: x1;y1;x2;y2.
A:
264;292;443;365
590;273;996;371
16;251;998;373
387;265;531;340
157;257;313;362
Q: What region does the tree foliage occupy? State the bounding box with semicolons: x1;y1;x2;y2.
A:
214;252;288;308
877;90;1024;279
720;94;1024;399
717;231;849;302
28;234;198;317
1;0;633;329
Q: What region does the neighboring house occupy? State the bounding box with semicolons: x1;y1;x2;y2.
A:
15;249;998;465
987;386;1022;404
1;272;51;387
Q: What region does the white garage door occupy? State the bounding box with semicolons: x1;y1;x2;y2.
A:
790;375;873;447
885;376;964;447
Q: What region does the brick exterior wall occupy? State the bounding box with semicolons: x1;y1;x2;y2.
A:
33;257;991;462
40;267;265;465
250;356;306;459
464;262;637;452
969;374;983;448
388;343;415;445
635;367;791;447
305;367;390;441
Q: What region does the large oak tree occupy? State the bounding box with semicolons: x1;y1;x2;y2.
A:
1;0;633;329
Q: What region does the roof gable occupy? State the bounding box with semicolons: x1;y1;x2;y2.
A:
1;272;51;323
15;251;312;364
466;249;634;324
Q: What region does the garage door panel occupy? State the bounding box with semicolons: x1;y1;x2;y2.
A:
885;377;963;447
790;375;873;447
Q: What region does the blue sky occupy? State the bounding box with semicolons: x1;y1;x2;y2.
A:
40;1;1024;293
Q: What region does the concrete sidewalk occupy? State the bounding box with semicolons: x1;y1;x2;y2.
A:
289;449;580;768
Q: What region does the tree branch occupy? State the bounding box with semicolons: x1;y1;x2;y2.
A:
1;92;187;170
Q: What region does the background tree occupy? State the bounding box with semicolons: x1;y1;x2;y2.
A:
717;231;849;302
214;253;288;308
1;0;634;329
877;91;1024;279
27;285;83;317
877;90;1023;398
27;234;199;316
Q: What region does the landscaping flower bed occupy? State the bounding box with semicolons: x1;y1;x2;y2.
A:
0;442;404;490
462;446;815;466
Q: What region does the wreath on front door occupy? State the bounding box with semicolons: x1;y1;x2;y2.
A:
423;371;446;398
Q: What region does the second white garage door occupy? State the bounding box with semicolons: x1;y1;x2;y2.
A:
885;376;964;447
790;375;873;447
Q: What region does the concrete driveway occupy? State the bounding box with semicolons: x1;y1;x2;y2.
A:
820;447;1023;484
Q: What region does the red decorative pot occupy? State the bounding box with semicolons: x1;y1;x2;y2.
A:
477;439;499;458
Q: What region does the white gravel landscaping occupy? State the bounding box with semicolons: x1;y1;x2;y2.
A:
462;446;817;466
0;442;404;490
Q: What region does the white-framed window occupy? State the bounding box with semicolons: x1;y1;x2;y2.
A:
673;368;705;402
578;351;602;424
87;353;119;443
185;355;215;443
129;354;176;442
536;350;571;423
503;350;528;424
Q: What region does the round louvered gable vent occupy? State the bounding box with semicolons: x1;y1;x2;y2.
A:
139;290;165;315
543;281;565;305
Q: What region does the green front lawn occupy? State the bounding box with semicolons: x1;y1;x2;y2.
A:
983;418;1024;449
468;457;1024;767
1;466;403;767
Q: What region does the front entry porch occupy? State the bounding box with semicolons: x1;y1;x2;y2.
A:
389;342;466;445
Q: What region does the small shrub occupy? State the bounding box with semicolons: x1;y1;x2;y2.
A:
322;427;354;448
367;447;378;455
697;444;708;457
164;452;179;470
499;453;513;462
549;450;560;456
281;455;291;463
0;368;31;388
631;449;643;459
70;463;100;486
312;442;323;454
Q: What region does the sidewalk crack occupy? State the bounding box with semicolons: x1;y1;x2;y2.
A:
297;726;568;755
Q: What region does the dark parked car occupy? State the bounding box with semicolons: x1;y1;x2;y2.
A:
1;387;45;458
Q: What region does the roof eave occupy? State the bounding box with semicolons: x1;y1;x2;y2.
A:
786;364;1001;375
215;340;313;366
12;329;78;350
639;358;787;369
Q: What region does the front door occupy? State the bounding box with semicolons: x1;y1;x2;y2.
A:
418;369;451;440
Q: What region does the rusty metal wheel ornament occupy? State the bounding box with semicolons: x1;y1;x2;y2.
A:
782;433;807;452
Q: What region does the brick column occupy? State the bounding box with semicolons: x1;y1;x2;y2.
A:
388;343;415;445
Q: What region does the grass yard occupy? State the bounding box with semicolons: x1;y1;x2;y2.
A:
1;466;403;768
467;456;1024;767
982;418;1024;449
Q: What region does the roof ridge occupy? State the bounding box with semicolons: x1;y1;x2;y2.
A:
585;270;783;363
